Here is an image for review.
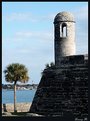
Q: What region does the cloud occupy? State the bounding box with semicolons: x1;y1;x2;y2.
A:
43;5;88;22
4;12;55;22
15;31;33;37
41;13;55;21
4;12;38;22
17;49;30;54
15;31;53;42
73;5;88;21
2;30;54;60
42;4;88;22
72;5;88;55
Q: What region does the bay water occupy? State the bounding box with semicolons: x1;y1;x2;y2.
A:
2;89;36;104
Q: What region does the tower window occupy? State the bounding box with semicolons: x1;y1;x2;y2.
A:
60;23;67;37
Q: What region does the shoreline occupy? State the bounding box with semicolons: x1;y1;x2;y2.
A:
2;88;36;91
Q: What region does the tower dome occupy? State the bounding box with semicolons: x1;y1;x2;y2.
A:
54;11;75;23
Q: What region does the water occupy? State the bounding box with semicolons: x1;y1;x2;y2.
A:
2;89;36;104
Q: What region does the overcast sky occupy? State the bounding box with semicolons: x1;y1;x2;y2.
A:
2;2;88;84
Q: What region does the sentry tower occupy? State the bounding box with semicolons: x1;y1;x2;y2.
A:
54;11;76;66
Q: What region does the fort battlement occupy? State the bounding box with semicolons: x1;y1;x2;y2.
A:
29;12;88;119
30;54;88;118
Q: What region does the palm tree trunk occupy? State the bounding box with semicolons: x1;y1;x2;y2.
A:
14;81;17;112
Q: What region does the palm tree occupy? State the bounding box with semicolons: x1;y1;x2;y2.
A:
3;63;29;113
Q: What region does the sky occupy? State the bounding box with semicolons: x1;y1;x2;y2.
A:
2;2;88;84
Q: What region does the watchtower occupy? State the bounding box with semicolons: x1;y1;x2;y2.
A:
54;12;76;66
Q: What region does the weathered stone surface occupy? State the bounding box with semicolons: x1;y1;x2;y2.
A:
29;55;88;119
29;12;88;120
54;12;76;66
54;12;75;22
2;103;31;112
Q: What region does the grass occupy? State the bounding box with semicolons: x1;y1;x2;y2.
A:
11;112;28;116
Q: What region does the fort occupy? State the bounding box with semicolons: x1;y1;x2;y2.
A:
29;12;88;120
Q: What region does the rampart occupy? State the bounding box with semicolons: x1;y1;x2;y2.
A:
2;103;31;112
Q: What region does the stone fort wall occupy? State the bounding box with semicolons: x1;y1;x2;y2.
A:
2;103;31;112
30;55;88;119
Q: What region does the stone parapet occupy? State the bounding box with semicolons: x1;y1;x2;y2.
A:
2;103;31;113
29;55;88;120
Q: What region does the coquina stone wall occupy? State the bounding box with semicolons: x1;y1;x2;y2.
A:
54;12;76;66
2;103;31;112
29;55;88;119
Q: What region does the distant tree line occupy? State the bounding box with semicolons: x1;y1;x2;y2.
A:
2;84;38;90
